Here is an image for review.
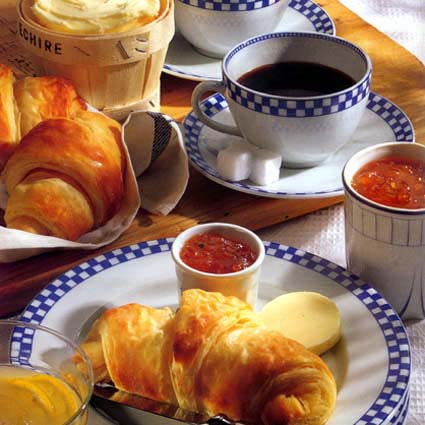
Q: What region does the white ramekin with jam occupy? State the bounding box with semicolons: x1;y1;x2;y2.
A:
171;222;265;307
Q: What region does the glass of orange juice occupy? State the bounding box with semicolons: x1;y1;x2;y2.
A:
0;319;93;425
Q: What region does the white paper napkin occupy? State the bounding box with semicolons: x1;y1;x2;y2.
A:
339;0;425;64
123;111;189;215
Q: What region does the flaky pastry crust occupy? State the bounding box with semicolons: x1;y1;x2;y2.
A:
2;111;125;240
0;65;20;169
14;75;87;137
78;289;337;425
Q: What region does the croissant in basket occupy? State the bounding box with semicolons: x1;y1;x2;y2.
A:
2;110;125;241
0;65;20;169
0;64;87;169
77;289;337;425
14;74;87;137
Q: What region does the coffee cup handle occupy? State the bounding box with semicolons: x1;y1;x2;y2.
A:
191;81;242;136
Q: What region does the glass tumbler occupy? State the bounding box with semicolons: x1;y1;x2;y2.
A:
0;319;93;425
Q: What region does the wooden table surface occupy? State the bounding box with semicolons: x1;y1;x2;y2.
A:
1;0;424;317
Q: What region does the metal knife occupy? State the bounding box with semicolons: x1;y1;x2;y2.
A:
91;383;242;425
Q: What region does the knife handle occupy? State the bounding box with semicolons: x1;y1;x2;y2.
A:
206;415;236;424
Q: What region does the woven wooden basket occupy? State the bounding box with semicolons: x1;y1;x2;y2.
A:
17;0;174;120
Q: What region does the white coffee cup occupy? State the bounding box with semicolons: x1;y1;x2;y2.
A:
192;32;372;168
175;0;290;58
343;142;425;320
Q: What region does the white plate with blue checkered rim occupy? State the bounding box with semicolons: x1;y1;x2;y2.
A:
163;0;335;81
389;393;409;425
183;91;415;199
17;239;411;425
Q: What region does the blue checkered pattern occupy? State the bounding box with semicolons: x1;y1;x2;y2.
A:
262;242;411;425
178;0;279;11
19;239;174;324
16;238;410;424
163;0;335;80
176;0;334;27
178;0;278;12
183;92;415;197
163;64;212;80
225;76;370;117
224;33;372;117
290;0;334;34
390;394;409;425
367;94;414;141
10;325;34;366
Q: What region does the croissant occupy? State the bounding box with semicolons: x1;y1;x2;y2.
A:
0;64;87;171
0;65;20;169
77;289;337;425
2;110;125;240
14;74;87;137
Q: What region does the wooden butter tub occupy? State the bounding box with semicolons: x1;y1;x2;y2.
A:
17;0;175;120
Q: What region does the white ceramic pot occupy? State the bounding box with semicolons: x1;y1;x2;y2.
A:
175;0;289;58
171;222;265;307
343;141;425;319
192;32;372;168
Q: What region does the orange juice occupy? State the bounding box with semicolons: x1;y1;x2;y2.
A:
0;365;85;425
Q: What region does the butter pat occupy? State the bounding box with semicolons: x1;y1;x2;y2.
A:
259;292;341;355
31;0;161;34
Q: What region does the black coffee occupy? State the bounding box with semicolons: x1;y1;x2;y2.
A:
237;61;356;97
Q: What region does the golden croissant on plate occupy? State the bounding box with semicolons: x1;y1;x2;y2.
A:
0;64;86;170
77;289;337;425
2;110;125;240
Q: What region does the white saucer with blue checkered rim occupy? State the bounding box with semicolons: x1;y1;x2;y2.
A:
183;91;415;198
17;239;410;425
163;0;335;81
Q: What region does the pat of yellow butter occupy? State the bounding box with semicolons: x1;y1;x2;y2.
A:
259;291;341;355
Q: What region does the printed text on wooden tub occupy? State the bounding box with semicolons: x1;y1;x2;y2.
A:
18;22;62;55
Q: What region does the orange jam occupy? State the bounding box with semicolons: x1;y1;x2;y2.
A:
180;232;257;274
352;156;425;209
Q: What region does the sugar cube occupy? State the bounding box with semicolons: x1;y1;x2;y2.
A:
217;142;254;181
249;149;282;186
